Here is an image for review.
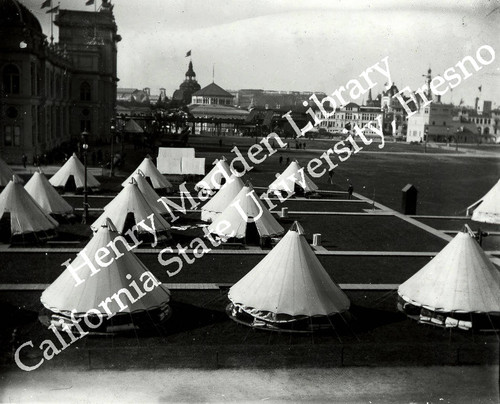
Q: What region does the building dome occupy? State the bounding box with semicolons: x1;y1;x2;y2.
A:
0;0;43;33
172;60;201;105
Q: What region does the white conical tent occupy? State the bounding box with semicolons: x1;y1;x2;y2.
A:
398;231;500;314
123;119;144;133
201;174;244;222
208;182;284;240
91;179;171;235
49;153;100;190
130;171;169;215
25;171;74;216
229;222;350;321
41;219;171;317
268;160;318;195
468;179;500;224
0;157;23;187
195;158;232;191
123;157;173;192
0;176;58;236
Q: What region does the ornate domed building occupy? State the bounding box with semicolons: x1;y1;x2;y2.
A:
171;60;201;107
0;0;120;164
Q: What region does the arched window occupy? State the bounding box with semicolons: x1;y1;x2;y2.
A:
80;82;91;101
2;64;20;94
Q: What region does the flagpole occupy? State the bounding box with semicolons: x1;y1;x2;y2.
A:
94;0;97;41
50;0;53;44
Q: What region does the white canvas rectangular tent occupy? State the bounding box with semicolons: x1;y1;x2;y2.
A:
157;147;205;175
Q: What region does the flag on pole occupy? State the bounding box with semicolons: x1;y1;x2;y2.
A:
85;0;94;5
185;50;191;57
41;0;51;9
46;5;59;13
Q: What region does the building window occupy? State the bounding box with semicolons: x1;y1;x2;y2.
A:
56;75;61;98
2;64;20;94
80;119;91;132
424;108;429;114
80;82;91;101
31;62;36;95
4;126;21;146
36;65;42;96
6;107;18;119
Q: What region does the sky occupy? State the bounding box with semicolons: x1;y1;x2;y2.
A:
23;0;500;108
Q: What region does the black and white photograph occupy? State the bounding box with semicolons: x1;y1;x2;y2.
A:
0;0;499;402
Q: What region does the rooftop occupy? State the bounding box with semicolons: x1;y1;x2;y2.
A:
192;83;234;98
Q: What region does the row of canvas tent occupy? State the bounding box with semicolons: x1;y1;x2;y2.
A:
40;218;500;334
0;169;78;243
41;219;351;333
193;158;320;245
0;154;102;243
195;158;319;197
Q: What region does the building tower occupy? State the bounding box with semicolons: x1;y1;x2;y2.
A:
55;1;121;143
423;67;433;102
172;60;201;107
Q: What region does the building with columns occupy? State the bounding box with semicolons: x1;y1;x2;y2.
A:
189;82;248;135
0;0;119;163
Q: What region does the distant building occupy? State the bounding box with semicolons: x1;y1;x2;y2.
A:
171;60;201;107
117;88;151;104
0;0;120;163
406;101;482;144
189;82;248;135
233;89;327;110
314;102;384;137
458;101;500;143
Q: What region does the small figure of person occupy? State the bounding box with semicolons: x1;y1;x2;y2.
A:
475;228;489;246
328;170;334;184
303;142;306;150
279;155;283;165
347;183;354;199
21;154;27;168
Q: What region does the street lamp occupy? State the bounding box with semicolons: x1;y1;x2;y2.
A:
456;126;462;152
81;130;89;224
424;127;428;153
110;121;115;177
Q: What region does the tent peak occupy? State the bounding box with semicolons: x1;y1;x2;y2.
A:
103;218;118;233
461;224;475;238
289;221;305;235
